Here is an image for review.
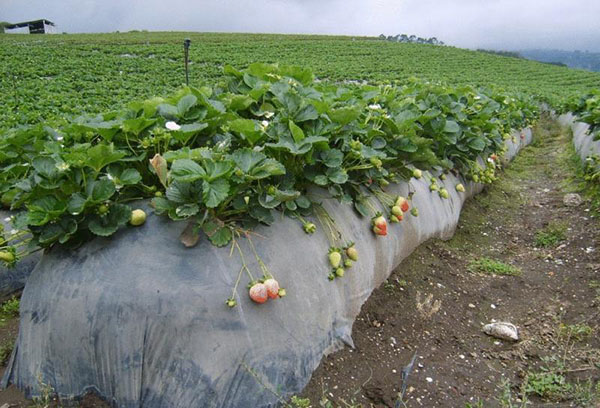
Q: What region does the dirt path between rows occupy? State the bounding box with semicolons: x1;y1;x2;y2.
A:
0;116;598;407
300;116;600;407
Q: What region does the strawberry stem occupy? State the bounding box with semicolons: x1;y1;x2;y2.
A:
245;233;273;279
369;187;395;207
232;235;255;282
314;204;340;246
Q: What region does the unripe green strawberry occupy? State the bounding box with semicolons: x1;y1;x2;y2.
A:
370;157;382;168
379;179;389;187
235;169;244;177
391;205;403;217
335;267;345;277
472;174;480;183
411;207;419;217
456;183;465;192
303;222;316;234
350;140;362;150
440;174;446;180
278;288;286;297
130;209;147;226
0;251;15;263
244;196;250;205
390;215;400;223
429;183;439;192
226;298;237;308
439;188;449;199
328;273;335;281
412;169;422;179
346;246;358;261
344;259;353;268
328;249;342;268
154;191;163;197
98;204;109;215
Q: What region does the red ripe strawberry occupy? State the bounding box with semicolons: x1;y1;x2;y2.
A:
249;283;268;304
373;225;386;235
263;278;280;299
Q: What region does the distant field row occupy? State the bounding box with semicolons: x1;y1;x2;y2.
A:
1;32;599;129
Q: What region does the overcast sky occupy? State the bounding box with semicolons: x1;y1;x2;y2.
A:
2;0;599;51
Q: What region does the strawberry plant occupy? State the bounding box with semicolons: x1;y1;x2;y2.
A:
0;62;539;270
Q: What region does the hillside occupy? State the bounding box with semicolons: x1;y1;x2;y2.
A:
1;32;599;130
521;49;600;73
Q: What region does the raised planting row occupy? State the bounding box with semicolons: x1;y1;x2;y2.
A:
560;91;600;186
562;89;600;139
2;127;534;407
0;63;538;301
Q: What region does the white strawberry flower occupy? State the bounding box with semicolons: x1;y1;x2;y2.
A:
261;120;269;128
165;121;181;131
264;111;275;119
56;162;70;172
368;104;382;110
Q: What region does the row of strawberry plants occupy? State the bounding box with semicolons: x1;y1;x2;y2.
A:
562;90;600;139
0;63;538;303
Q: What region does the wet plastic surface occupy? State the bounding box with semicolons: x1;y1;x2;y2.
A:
2;129;533;408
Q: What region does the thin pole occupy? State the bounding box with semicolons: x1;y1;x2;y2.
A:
183;38;191;86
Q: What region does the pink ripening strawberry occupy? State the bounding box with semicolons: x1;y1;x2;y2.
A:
249;282;268;304
372;215;387;236
263;278;280;300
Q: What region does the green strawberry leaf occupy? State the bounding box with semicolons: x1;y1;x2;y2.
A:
202;179;229;208
170;159;206;182
88;203;131;237
87;144;127;173
202;220;232;247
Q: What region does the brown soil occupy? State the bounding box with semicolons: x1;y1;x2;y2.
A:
300;117;600;407
1;117;598;407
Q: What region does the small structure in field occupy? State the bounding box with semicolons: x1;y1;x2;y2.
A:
4;19;56;34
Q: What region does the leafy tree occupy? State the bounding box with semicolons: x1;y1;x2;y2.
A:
0;22;11;34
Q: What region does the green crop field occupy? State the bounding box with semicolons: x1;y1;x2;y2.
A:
0;31;599;266
1;32;600;130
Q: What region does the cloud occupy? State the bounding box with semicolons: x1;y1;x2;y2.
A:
2;0;599;51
